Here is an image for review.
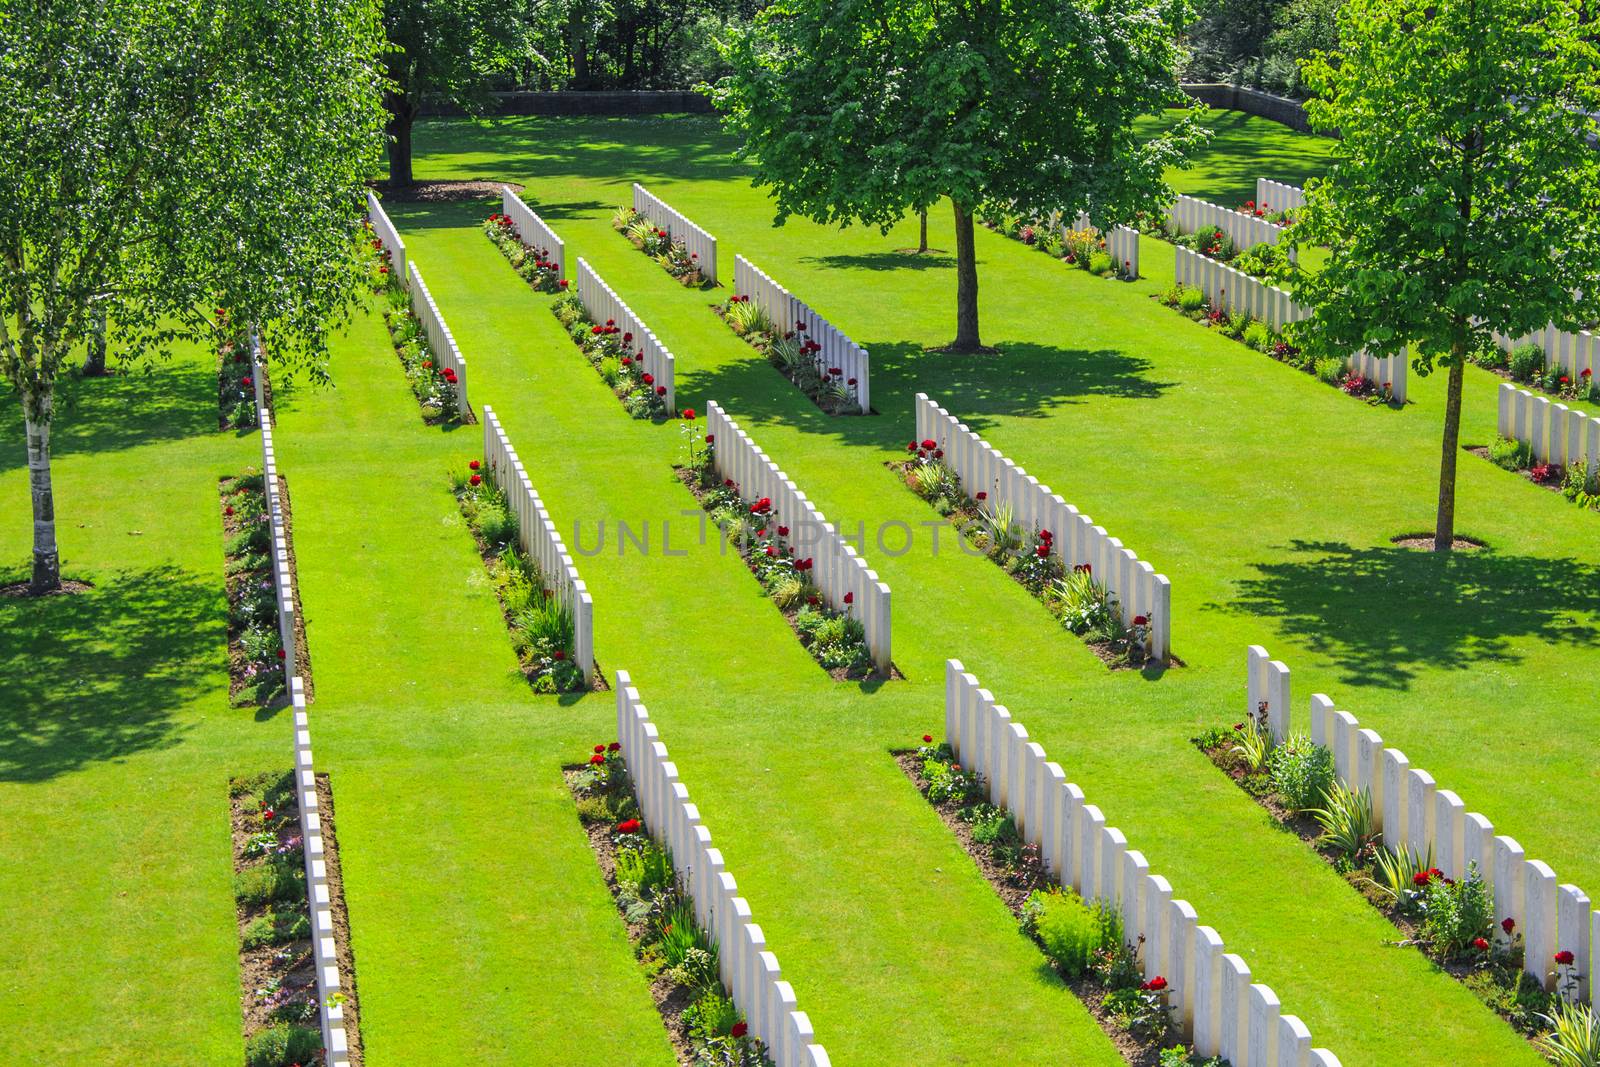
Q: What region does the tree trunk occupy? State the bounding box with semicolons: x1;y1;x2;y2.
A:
82;304;106;376
386;100;416;187
918;209;929;254
949;201;983;352
25;392;60;592
1433;351;1467;551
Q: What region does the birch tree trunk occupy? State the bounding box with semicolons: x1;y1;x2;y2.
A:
25;389;59;591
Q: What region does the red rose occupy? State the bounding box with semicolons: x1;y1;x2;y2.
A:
617;819;641;834
224;506;234;516
605;319;615;327
642;373;655;385
1035;545;1049;558
594;744;606;754
1133;615;1148;626
906;441;917;452
469;474;482;486
1412;871;1431;887
730;1022;748;1039
242;376;253;386
469;460;480;470
921;439;936;450
656;386;666;396
922;734;933;743
276;649;285;660
704;434;714;444
554;650;566;660
682;408;696;419
588;753;605;765
559;279;569;288
844;592;854;604
608;742;621;752
1557;950;1576;965
975;491;987;501
1473;937;1489;951
1502;917;1516;934
1141;976;1167;991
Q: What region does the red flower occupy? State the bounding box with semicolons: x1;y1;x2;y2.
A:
777;526;789;537
594;744;606;754
469;474;482;486
704;434;714;444
559;279;569;289
975;491;987;501
730;1022;748;1039
933;449;944;459
724;479;734;487
469;460;480;470
844;591;854;604
1561;376;1570;385
765;546;776;556
621;356;632;366
642;373;655;385
682;408;696;419
1035;545;1049;558
906;441;918;452
848;378;857;385
276;649;285;660
1502;917;1516;935
554;650;566;660
921;439;936;451
242;376;253;386
224;506;234;516
608;742;621;752
589;753;605;765
1412;871;1431;887
656;386;667;396
623;332;633;344
605;319;615;327
1133;615;1148;626
616;819;641;834
1557;950;1576;965
591;325;604;335
922;734;933;743
1473;937;1489;951
1141;976;1167;991
1584;368;1593;378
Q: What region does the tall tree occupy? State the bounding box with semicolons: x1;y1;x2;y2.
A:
382;0;534;185
0;0;387;593
710;0;1202;351
1292;0;1600;551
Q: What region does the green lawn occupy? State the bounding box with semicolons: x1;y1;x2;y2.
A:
4;105;1594;1066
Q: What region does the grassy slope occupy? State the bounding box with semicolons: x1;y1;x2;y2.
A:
386;106;1594;1065
0;349;263;1061
268;305;677;1065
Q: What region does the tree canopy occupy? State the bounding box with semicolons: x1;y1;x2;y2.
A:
1292;0;1600;548
0;0;387;590
710;0;1203;350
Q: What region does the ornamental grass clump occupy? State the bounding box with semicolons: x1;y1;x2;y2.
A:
714;298;863;415
1265;733;1335;812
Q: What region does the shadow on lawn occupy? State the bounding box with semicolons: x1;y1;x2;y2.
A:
800;251;957;273
1224;540;1600;690
0;565;222;782
0;365;216;475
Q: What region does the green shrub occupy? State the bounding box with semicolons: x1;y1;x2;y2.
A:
1510;342;1546;381
1314;356;1346;384
1089;251;1113;275
1242;321;1272;352
1418;865;1492;959
615;840;672;898
234;859;305;907
1178;287;1206;313
1022;888;1117;978
244;1024;321;1067
1489;435;1532;471
476;503;518;549
241;909;311;949
684;988;741;1042
1266;734;1335;811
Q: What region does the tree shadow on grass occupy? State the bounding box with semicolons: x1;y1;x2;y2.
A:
1221;540;1600;690
0;564;223;782
0;366;216;475
800;252;957;272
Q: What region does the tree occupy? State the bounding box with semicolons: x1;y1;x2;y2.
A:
711;0;1202;352
1182;0;1288;82
1292;0;1600;551
1261;0;1341;96
0;0;387;592
382;0;534;185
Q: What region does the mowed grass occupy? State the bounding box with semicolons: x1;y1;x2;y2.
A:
0;349;269;1062
385;107;1597;1065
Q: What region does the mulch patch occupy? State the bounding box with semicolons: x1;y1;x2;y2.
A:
0;578;94;597
894;751;1174;1067
371;179;519;202
563;766;699;1067
1389;531;1488;552
315;772;364;1067
884;460;1178;674
676;466;901;684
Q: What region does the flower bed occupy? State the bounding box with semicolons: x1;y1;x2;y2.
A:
222;473;290;706
1192;721;1589;1052
898;741;1217;1067
482;212;565;294
891;449;1157;669
218;323;265;431
566;742;776;1067
229;770;321;1067
1235;198;1297;227
375;266;463;425
712;296;864;415
1470;343;1600;406
550;292;672;420
612;205;711;288
1474;439;1600;513
1155;284;1400;407
450;461;598;693
678;428;882;680
977;210;1136;281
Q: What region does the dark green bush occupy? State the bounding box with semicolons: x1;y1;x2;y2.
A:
1509;343;1546;382
244;1024;321;1067
234;859;305;907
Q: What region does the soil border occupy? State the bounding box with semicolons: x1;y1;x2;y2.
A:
1467;445;1599;516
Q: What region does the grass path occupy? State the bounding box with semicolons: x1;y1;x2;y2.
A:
389;102;1563;1062
268;305;677;1065
0;349;266;1062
